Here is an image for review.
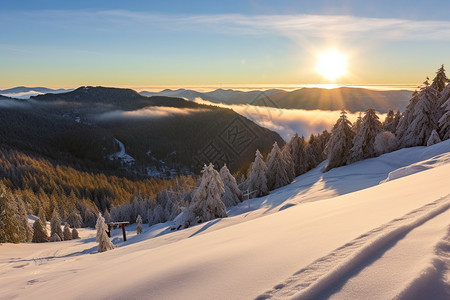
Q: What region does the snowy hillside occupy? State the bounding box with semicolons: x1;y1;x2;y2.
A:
1;141;449;299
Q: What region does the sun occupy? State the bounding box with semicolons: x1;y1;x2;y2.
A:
315;49;348;81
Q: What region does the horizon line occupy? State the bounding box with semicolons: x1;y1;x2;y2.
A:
0;83;419;93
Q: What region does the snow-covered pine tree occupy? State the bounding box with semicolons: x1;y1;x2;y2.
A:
110;206;119;222
96;213;115;252
38;207;47;226
438;84;450;140
281;144;295;182
80;205;97;228
172;207;196;230
430;64;449;93
348;108;382;163
220;164;242;207
392;110;402;133
151;204;165;225
266;142;290;190
316;130;331;161
63;223;72;240
103;209;112;224
32;217;49;243
382;110;395;132
427;129;441;146
50;209;64;241
66;210;83;228
118;203;132;222
71;228;80;239
289;134;307;176
352;112;363;134
248;150;269;197
136;215;143;234
402;79;440;147
374;131;398;155
16;196;33;242
305;135;322;171
324;110;355;171
396;90;420;139
189;163;227;223
49;233;61;242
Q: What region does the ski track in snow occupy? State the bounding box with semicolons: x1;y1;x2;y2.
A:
256;195;450;300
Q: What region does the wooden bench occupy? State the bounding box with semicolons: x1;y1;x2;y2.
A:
107;222;130;241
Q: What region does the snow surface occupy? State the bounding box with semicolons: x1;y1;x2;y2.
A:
1;141;449;299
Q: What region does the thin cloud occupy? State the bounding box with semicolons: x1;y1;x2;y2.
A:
9;10;450;40
96;106;208;121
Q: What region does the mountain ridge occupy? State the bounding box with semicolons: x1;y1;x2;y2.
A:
1;86;284;178
141;86;413;113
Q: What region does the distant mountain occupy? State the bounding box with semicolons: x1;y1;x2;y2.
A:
33;86;202;110
0;86;73;99
0;86;283;179
140;87;412;113
140;89;208;100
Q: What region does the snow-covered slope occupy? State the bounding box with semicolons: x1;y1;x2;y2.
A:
0;141;449;299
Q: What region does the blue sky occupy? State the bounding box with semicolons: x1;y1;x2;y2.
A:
1;0;450;88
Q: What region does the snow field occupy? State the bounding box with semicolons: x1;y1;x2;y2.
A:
258;195;450;299
0;141;449;299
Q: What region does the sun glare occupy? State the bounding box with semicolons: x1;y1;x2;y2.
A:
315;49;348;81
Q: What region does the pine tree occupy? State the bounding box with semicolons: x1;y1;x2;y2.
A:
324;110;355;171
81;205;97;228
136;215;143;234
16;195;33;242
281;144;295;182
396;91;420;139
71;228;80;239
220;164;242;207
32;218;49;243
289;134;307;176
402;79;440;147
63;224;72;240
50;209;64;241
151;205;165;224
316;130;331;161
374;131;398;155
305;135;322;170
49;233;61;242
37;207;47;227
352;112;363;134
0;184;28;243
66;210;83;228
392;110;402;133
427;129;441;146
438;84;450;140
104;209;112;224
348;108;382;163
430;64;449;93
382;110;396;133
248;150;269;198
96;213;115;252
189;163;227;223
266;142;290;190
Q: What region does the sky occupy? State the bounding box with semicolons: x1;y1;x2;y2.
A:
1;0;450;89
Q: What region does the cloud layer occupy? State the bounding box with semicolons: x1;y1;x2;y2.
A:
193;97;385;140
